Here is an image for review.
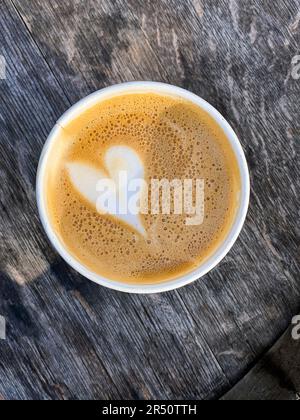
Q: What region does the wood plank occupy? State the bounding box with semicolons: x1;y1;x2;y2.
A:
0;0;299;399
0;0;118;400
0;0;229;400
222;325;300;400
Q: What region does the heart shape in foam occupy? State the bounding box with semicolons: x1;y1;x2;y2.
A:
66;146;146;236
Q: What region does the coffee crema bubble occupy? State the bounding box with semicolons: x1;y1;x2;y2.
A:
45;93;241;284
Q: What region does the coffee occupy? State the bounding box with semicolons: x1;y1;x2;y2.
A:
44;92;241;284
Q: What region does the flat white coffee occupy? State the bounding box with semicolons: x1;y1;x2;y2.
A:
44;92;241;284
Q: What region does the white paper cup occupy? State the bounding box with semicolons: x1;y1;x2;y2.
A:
36;81;250;294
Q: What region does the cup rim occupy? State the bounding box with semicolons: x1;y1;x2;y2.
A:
36;81;250;294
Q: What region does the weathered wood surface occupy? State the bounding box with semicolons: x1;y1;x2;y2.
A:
0;0;299;400
222;325;300;400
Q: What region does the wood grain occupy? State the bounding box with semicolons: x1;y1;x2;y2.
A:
222;325;300;400
0;0;299;400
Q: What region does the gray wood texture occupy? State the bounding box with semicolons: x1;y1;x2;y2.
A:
222;325;300;400
0;0;299;400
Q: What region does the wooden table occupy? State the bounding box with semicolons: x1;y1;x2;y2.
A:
0;0;299;400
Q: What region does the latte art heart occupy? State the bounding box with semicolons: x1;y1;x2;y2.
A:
67;146;146;236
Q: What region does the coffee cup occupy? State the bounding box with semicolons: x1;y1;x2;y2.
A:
36;81;250;294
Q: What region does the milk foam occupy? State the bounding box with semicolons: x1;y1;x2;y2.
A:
67;146;146;236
